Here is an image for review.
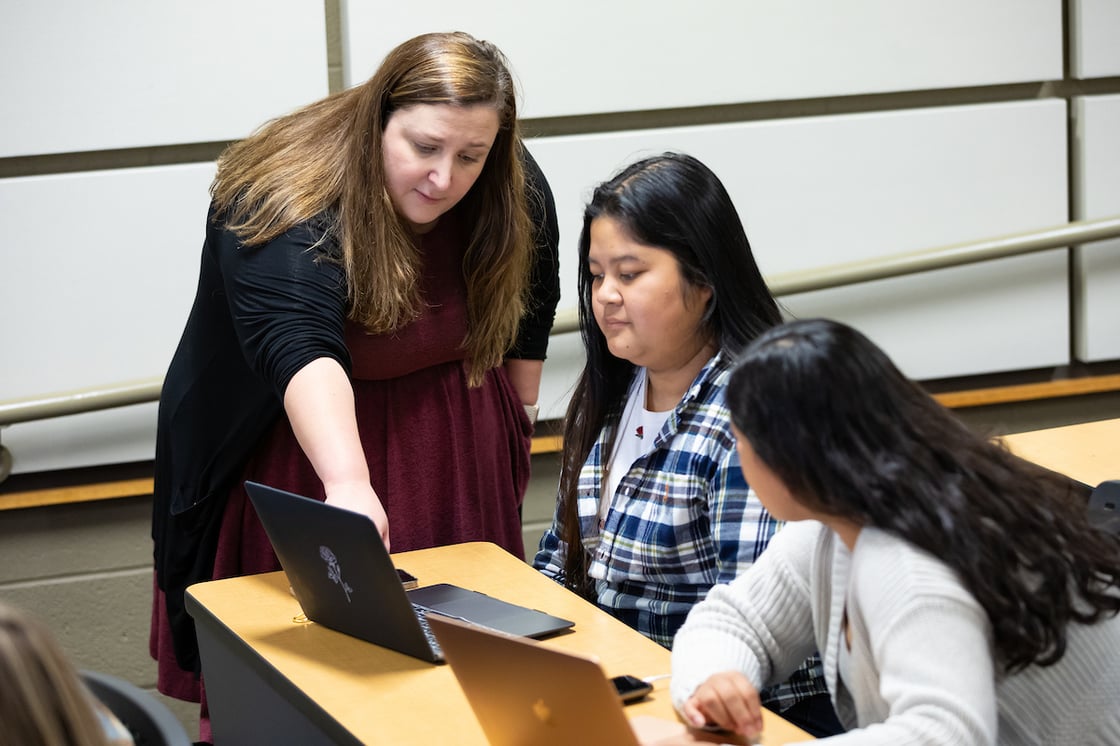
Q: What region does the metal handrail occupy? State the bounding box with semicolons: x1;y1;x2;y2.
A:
2;214;1119;482
0;377;163;428
549;214;1120;334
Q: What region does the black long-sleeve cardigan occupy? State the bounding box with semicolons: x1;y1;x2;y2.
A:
152;148;560;672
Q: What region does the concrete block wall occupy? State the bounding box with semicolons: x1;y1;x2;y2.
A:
0;495;204;735
0;496;151;677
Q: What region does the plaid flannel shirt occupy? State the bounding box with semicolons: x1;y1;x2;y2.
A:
533;352;827;712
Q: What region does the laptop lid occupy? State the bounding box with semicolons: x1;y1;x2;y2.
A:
427;614;642;746
244;481;574;662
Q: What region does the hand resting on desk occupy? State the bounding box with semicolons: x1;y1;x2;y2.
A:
677;671;764;741
631;714;756;745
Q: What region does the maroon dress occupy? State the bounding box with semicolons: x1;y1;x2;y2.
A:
151;215;532;722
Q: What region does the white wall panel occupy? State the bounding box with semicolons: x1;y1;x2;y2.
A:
1070;0;1120;78
0;1;328;157
0;164;216;474
1072;94;1120;362
528;100;1068;418
342;0;1061;118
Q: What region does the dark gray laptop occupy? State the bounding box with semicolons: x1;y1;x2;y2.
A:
244;481;574;663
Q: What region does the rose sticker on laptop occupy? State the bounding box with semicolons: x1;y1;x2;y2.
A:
320;545;353;602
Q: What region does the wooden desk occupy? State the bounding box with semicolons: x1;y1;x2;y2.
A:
1002;417;1120;487
187;542;813;745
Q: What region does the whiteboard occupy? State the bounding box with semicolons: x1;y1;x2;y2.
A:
0;164;216;474
0;2;1084;474
0;0;328;157
1072;94;1120;362
342;0;1061;117
528;99;1069;419
1070;0;1120;78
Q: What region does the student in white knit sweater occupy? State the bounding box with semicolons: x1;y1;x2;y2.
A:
669;318;1120;745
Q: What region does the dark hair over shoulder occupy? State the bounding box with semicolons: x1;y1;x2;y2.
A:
727;318;1120;672
556;152;782;595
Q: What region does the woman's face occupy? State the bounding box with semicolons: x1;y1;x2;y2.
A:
587;216;713;373
381;103;500;232
731;424;815;522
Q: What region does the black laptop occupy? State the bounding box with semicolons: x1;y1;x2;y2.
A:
244;481;574;663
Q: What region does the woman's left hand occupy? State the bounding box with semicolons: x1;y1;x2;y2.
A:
680;671;764;740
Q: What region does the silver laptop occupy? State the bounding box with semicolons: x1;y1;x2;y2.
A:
427;614;651;746
244;481;574;663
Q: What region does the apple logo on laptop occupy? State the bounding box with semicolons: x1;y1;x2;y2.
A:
532;698;552;725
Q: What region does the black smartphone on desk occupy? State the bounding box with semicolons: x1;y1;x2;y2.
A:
396;568;419;589
611;674;653;703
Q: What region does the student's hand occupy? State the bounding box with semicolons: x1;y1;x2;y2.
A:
680;671;763;740
325;482;391;551
631;714;754;745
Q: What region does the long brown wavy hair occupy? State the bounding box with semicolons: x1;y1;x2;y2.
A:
209;32;531;384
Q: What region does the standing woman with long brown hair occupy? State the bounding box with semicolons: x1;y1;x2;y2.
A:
150;32;559;742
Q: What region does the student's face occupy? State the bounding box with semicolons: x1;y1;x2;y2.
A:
587;216;713;372
381;103;500;233
732;424;815;522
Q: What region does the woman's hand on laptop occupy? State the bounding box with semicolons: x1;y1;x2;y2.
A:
325;482;391;551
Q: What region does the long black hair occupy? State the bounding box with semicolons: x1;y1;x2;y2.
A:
727;318;1120;672
557;152;782;596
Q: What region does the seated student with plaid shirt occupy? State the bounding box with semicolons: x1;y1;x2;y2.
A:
532;152;840;737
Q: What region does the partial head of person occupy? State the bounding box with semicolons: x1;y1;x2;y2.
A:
0;602;109;746
577;152;781;383
726;317;960;523
727;317;1120;672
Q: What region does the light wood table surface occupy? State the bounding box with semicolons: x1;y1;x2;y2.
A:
1001;417;1120;487
187;541;814;745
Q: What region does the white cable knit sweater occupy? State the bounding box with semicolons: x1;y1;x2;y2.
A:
670;521;1120;745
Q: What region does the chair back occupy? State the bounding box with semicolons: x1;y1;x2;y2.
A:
81;670;192;746
1089;480;1120;535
